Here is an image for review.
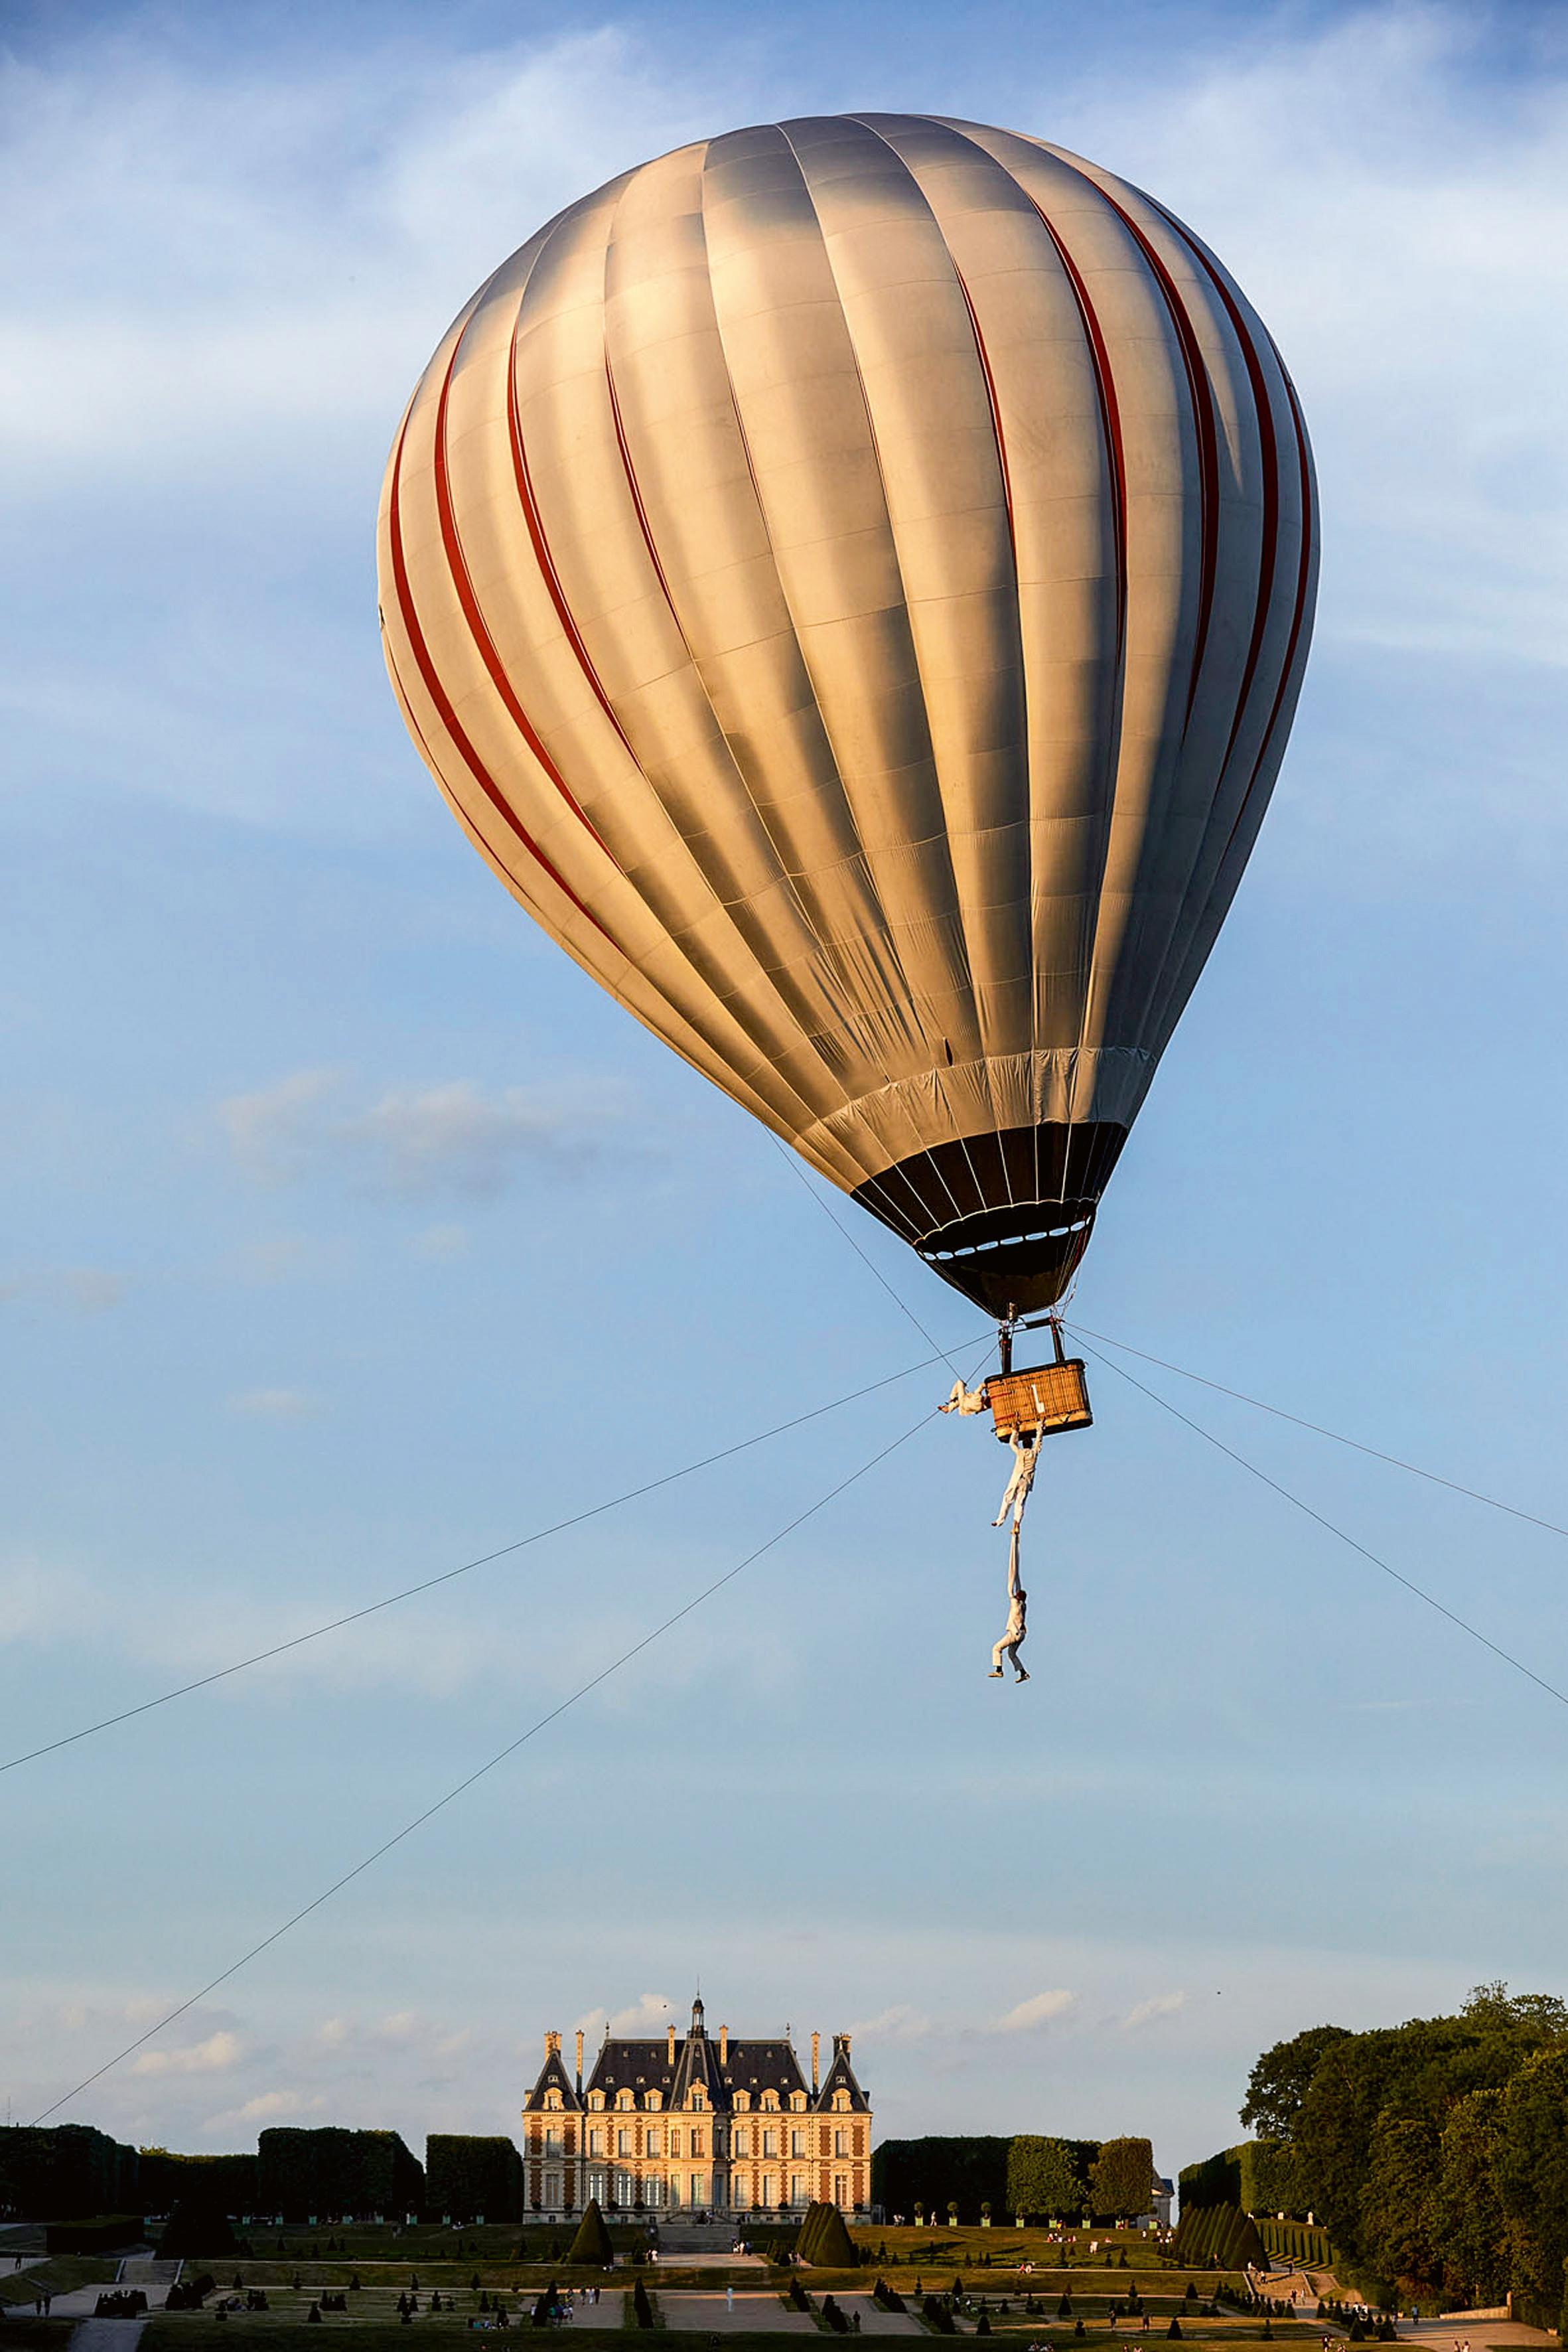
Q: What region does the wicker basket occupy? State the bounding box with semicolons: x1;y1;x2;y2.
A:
985;1358;1093;1439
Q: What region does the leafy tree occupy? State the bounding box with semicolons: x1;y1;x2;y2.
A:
1433;2090;1508;2307
1092;2140;1154;2222
1007;2138;1084;2221
1242;2028;1352;2142
565;2201;614;2268
1492;2047;1568;2314
1358;2116;1443;2296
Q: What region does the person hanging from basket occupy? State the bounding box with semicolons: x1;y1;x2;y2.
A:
990;1544;1029;1682
989;1431;1038;1682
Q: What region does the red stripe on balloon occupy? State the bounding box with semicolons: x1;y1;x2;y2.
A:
1056;169;1220;736
384;636;553;914
431;331;610;855
605;353;682;619
952;263;1016;559
1218;369;1315;862
386;402;614;944
505;313;641;772
1154;210;1283;789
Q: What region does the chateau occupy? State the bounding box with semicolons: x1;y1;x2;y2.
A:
521;1997;872;2222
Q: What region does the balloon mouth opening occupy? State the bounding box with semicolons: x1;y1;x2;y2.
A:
922;1209;1094;1265
848;1122;1127;1315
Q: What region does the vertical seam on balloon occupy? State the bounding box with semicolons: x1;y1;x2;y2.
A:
591;169;855;1129
385;402;614;947
505;319;641;776
1051;164;1220;737
1015;183;1129;1181
843;112;1031;1214
1217;368;1315;863
773;118;984;1228
432;324;614;859
699;135;928;1106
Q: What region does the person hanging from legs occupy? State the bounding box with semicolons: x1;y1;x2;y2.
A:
989;1431;1038;1682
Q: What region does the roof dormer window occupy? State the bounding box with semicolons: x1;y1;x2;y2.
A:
761;2091;779;2111
691;2087;705;2109
734;2090;750;2112
616;2089;634;2110
646;2089;662;2111
790;2092;807;2112
545;2090;563;2110
832;2089;851;2111
589;2090;605;2110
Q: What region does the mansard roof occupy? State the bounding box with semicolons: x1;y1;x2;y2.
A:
522;2040;581;2113
816;2035;870;2113
522;2002;865;2116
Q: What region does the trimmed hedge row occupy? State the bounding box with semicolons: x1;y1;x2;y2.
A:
1173;2202;1264;2269
1257;2219;1336;2269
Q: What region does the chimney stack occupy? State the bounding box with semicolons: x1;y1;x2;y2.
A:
668;2023;677;2064
575;2029;584;2091
719;2025;729;2067
812;2031;820;2093
545;2029;560;2057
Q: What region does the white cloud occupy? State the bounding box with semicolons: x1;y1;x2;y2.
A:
847;2004;936;2044
131;2029;244;2077
206;2088;328;2129
0;1552;96;1648
413;1223;469;1260
0;1266;127;1313
1053;5;1568;668
1121;1993;1187;2031
218;1071;626;1196
994;1989;1078;2035
573;1992;676;2042
227;1387;320;1422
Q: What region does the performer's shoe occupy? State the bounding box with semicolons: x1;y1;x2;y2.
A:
1014;1668;1031;1682
987;1669;1003;1678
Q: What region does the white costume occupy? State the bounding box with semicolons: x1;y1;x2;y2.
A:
941;1377;988;1416
989;1433;1038;1682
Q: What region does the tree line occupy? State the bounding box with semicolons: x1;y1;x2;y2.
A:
1189;1983;1568;2326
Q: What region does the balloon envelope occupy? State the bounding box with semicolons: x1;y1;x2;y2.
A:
378;114;1317;1316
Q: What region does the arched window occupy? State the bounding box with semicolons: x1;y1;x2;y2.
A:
760;2091;779;2112
733;2091;751;2112
646;2089;662;2111
789;2092;807;2112
545;2090;563;2111
589;2090;605;2110
616;2089;634;2110
832;2090;851;2112
690;2087;705;2110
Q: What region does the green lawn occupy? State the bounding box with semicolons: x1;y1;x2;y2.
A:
0;2258;119;2308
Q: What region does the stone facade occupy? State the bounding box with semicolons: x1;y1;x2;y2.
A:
521;1997;871;2223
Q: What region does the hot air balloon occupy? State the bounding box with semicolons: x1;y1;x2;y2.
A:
378;113;1317;1353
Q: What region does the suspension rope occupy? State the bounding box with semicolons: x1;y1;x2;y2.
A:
768;1135;971;1375
31;1376;977;2128
1;1345;974;1779
1075;1338;1568;1715
1065;1321;1568;1542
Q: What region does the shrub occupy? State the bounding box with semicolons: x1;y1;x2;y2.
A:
922;2294;956;2335
1167;2325;1182;2341
566;2202;614;2269
631;2278;654;2329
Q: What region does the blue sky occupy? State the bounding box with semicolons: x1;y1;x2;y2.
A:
4;0;1568;2179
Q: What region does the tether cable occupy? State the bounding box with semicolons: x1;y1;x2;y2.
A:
1;1345;974;1779
768;1136;970;1376
1066;1321;1568;1543
1075;1338;1568;1715
29;1379;967;2126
